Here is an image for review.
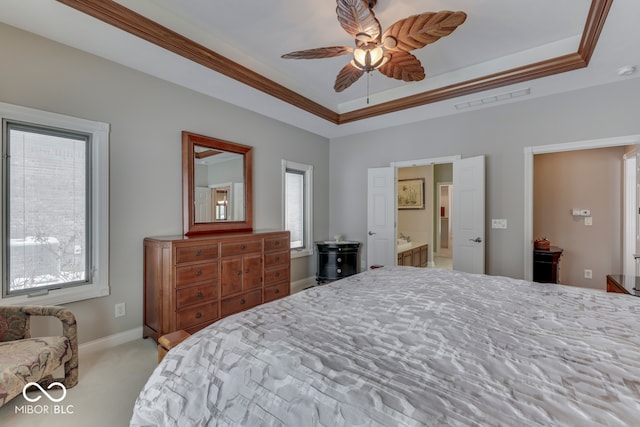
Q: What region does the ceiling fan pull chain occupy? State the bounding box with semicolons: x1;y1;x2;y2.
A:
366;72;371;105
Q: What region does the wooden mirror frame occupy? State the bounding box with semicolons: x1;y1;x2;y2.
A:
182;131;253;235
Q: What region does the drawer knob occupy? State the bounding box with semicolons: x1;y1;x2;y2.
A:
195;312;202;319
275;272;280;277
275;256;280;261
275;241;280;246
241;244;246;250
337;268;342;273
196;291;203;298
237;270;242;276
240;298;246;305
275;289;280;294
195;249;202;256
337;257;342;262
245;268;250;273
195;269;202;276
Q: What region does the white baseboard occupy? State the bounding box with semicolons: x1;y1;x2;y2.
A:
291;276;316;294
79;326;143;356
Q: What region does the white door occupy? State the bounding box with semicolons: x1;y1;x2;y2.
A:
452;156;485;273
367;167;396;268
194;187;212;222
623;151;637;276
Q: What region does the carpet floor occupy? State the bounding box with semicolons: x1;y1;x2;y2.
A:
0;337;158;427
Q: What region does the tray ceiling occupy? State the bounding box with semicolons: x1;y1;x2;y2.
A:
1;0;638;138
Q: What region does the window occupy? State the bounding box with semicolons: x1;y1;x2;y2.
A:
1;102;109;305
282;160;313;258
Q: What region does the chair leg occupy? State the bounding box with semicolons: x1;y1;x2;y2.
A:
63;357;79;388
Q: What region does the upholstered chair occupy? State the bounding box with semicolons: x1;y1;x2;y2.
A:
0;306;78;407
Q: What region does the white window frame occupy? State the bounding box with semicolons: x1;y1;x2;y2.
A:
0;102;109;305
282;160;313;259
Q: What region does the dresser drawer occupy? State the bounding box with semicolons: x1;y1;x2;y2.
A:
176;302;219;329
264;236;288;253
264;281;289;303
220;240;262;257
175;244;218;264
176;284;218;309
264;264;289;286
264;250;289;267
175;262;218;287
220;289;261;317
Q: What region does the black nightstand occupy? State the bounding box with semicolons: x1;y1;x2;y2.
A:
315;241;361;284
533;246;563;283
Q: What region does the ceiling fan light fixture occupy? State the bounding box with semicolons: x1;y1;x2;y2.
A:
352;45;385;72
282;0;466;94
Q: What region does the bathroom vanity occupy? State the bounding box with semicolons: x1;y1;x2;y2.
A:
397;243;428;267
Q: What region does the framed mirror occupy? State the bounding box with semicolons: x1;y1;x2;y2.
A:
182;131;253;235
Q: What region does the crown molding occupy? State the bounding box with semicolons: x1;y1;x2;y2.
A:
57;0;613;125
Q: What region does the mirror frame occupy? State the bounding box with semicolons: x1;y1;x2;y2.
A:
182;131;253;235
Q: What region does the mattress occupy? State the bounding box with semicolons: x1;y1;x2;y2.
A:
131;267;640;426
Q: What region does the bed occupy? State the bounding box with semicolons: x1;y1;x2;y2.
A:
131;267;640;426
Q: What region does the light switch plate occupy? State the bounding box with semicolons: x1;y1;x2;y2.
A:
491;219;507;229
585;217;593;226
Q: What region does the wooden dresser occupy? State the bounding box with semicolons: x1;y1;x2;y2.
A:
143;230;290;342
606;274;640;296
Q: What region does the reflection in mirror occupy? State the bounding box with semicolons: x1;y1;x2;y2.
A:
193;145;245;223
183;131;252;235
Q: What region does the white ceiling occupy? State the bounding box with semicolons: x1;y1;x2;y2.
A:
1;0;639;138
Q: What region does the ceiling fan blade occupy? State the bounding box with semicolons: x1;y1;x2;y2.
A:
378;51;425;82
336;0;381;41
334;62;364;92
382;11;467;52
282;46;354;59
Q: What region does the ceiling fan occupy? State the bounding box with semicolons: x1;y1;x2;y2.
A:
282;0;467;93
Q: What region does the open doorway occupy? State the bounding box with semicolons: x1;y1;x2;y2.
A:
396;165;435;268
524;135;640;286
394;160;455;270
368;155;485;274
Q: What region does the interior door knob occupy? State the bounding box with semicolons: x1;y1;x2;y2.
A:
368;231;376;235
469;237;482;243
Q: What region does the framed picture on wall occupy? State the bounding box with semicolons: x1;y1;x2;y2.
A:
398;178;425;209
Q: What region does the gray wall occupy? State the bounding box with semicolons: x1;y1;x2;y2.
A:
329;77;640;280
3;20;640;343
0;23;330;343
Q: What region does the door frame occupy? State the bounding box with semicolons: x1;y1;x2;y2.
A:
523;134;640;281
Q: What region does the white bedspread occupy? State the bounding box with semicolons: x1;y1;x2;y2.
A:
131;267;640;426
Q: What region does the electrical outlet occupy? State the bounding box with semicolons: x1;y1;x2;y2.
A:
115;302;126;318
584;269;592;279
